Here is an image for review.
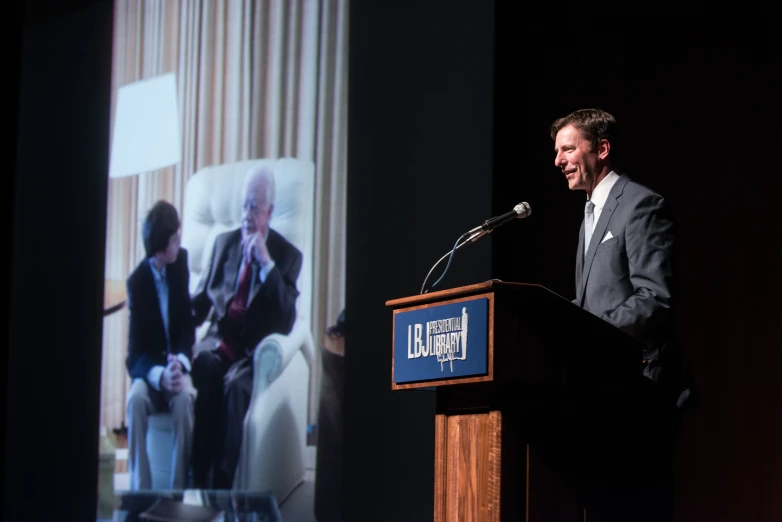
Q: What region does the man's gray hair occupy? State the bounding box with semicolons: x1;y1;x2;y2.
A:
245;164;276;205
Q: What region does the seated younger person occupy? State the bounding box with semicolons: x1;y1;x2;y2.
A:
125;200;196;490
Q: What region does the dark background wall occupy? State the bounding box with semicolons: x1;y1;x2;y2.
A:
344;1;494;520
5;1;113;521
489;16;781;522
5;2;780;522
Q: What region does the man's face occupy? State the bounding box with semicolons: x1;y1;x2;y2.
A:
241;177;273;241
554;124;603;193
161;229;181;264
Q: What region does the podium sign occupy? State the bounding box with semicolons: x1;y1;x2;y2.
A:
392;296;490;385
391;294;494;389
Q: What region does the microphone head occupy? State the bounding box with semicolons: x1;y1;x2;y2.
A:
513;202;531;218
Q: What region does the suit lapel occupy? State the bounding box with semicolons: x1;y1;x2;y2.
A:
141;261;167;342
164;256;184;338
223;236;242;304
246;262;261;308
575;220;585;303
579;176;627;303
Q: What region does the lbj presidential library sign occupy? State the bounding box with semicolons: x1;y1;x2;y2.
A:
392;295;490;386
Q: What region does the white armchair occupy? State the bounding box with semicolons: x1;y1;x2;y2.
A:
181;157;315;502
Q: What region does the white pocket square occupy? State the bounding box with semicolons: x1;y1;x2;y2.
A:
601;231;614;243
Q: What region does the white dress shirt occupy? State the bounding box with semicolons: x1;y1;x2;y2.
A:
588;170;620;227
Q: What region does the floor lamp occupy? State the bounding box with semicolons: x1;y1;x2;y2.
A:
98;72;182;517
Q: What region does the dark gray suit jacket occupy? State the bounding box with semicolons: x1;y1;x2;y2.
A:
191;227;302;357
575;174;675;364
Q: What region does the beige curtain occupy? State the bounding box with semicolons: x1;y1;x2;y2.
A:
101;0;348;430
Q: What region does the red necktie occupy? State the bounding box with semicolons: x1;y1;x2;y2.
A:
233;260;253;308
217;260;253;362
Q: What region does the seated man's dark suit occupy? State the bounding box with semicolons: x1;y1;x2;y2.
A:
190;227;302;488
125;248;196;490
127;248;195;379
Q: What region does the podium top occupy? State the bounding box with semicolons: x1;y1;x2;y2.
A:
385;280;570;308
387;278;645;391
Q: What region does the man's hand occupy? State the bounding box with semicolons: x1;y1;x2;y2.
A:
160;355;183;393
243;232;271;266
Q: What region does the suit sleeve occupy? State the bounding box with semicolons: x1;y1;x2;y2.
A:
125;277;157;380
259;244;302;336
191;238;217;326
599;193;675;340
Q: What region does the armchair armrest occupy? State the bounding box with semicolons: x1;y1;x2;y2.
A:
252;319;315;398
235;320;314;496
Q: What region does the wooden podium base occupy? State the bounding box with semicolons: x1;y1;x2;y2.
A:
434;410;585;522
434;411;501;522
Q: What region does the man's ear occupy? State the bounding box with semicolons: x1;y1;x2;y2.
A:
597;139;610;160
266;203;274;219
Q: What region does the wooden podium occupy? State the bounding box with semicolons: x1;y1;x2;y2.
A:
386;281;647;522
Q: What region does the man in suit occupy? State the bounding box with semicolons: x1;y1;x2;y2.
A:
553;108;677;381
125;200;196;490
190;165;302;489
552;108;683;521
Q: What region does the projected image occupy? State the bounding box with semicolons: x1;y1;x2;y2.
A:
97;1;348;520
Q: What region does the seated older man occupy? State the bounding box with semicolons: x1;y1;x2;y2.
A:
190;165;302;489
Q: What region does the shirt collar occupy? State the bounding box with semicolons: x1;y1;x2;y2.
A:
588;170;620;210
148;258;167;281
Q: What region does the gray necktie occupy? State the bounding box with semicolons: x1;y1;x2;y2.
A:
584;200;595;256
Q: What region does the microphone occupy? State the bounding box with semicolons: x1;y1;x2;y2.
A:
420;202;531;294
464;202;531;242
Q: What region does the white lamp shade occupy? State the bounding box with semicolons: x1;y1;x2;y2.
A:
109;72;182;178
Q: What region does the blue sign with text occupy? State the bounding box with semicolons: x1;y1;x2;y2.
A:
393;298;488;384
